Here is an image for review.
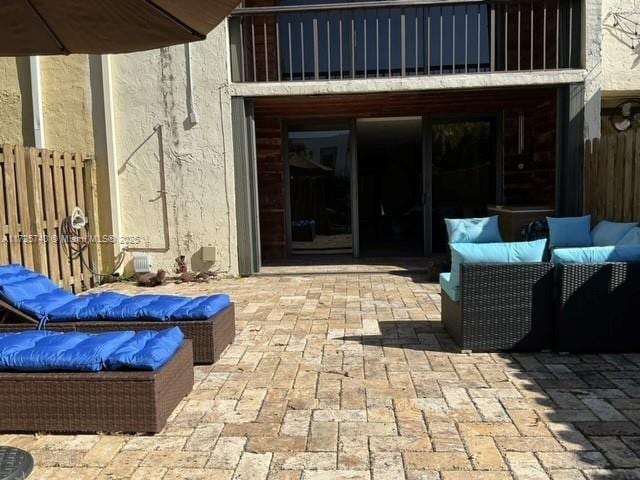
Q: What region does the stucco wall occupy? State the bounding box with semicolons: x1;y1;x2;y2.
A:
0;58;32;146
111;22;239;276
602;0;640;96
0;55;94;153
583;0;604;141
41;56;95;153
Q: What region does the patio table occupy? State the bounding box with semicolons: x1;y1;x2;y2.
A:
0;447;33;480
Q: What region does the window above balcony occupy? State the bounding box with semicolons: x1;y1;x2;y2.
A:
229;0;583;83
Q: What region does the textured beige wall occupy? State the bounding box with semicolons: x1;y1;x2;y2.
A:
41;55;95;154
111;22;239;276
602;0;640;95
0;55;95;153
0;57;32;146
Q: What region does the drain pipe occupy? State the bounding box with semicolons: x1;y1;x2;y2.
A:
185;43;199;126
30;56;45;148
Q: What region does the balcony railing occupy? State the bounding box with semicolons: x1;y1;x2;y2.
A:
228;0;582;83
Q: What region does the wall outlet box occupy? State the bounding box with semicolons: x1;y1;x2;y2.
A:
201;246;216;263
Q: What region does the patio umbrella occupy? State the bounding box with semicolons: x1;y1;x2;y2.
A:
0;0;240;56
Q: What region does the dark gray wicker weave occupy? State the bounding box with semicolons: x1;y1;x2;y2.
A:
0;341;194;434
0;304;235;365
442;263;554;352
556;263;640;353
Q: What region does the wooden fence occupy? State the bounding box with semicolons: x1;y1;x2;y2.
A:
585;127;640;223
0;144;100;292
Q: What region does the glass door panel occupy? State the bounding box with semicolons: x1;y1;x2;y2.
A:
431;120;496;252
288;129;353;254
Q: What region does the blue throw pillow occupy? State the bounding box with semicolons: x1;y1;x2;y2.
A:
591;220;637;246
445;216;503;244
547;215;592;249
449;239;547;292
618;227;640;246
552;245;640;264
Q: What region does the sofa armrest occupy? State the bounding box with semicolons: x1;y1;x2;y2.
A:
454;263;554;351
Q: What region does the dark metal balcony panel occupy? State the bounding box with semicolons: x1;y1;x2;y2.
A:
230;0;582;83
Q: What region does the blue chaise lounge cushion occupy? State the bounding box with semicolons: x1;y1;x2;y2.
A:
552;245;640;264
444;216;503;244
107;327;185;371
0;327;184;372
0;264;231;324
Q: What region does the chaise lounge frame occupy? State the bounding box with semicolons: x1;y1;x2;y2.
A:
0;341;194;434
442;263;555;352
0;301;235;365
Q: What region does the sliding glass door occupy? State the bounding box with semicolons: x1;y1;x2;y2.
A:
283;116;500;258
430;118;498;252
287;127;354;255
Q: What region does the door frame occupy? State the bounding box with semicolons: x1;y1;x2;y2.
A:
283;119;357;258
422;116;433;256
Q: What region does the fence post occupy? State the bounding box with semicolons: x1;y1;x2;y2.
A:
24;147;47;275
3;146;21;263
0;146;9;265
623;130;635;221
13;145;34;268
584;139;591;219
83;157;102;285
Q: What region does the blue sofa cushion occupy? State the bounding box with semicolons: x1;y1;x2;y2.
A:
0;264;231;323
552;245;640;264
0;328;184;372
439;273;459;302
618;227;640;246
445;216;502;244
591;220;638;246
547;215;592;249
449;239;547;292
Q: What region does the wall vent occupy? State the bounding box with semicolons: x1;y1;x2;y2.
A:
132;254;152;273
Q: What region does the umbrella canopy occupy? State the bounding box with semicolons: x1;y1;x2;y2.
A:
0;0;240;56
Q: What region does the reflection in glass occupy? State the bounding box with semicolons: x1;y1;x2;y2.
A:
289;130;352;254
432;120;495;252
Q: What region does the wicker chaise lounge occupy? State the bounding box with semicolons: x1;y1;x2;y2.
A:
0;330;194;433
0;265;235;364
556;262;640;353
441;263;555;352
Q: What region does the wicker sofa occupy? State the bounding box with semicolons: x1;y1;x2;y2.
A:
441;263;555;352
555;262;640;353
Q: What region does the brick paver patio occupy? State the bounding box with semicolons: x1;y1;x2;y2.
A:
3;269;640;479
